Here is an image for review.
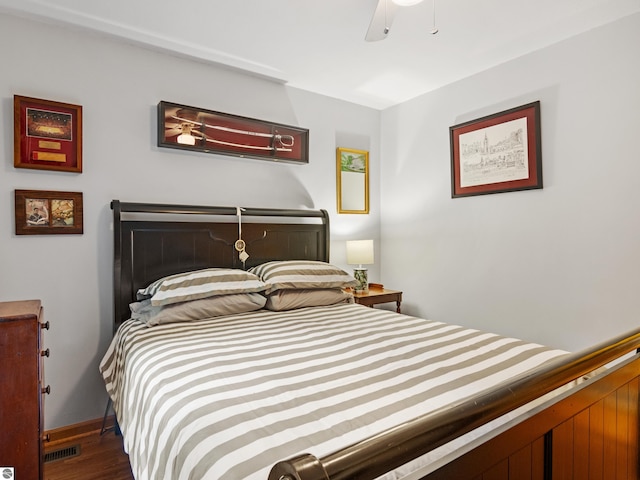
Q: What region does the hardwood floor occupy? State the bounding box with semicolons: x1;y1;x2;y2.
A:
44;430;134;480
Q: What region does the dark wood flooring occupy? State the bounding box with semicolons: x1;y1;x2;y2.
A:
44;431;134;480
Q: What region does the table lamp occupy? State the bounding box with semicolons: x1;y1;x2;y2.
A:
346;239;374;293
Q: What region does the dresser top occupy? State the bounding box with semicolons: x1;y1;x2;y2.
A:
0;299;41;319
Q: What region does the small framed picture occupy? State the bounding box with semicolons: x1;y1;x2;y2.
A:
450;101;542;198
14;190;83;235
336;147;369;214
14;95;83;173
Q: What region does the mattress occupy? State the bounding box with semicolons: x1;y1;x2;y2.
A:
99;303;568;480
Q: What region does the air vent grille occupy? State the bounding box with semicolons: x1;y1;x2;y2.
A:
44;444;80;463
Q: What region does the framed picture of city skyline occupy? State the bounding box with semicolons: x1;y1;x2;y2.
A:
450;101;542;198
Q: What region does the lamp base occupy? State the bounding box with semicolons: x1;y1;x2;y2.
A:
353;267;368;293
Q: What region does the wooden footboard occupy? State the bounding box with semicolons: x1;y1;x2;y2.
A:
269;328;640;480
425;352;640;479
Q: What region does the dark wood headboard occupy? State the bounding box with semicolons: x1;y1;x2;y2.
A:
111;200;330;331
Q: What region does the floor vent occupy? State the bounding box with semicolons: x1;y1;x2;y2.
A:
44;444;80;463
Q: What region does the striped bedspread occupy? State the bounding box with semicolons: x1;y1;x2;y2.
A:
99;303;568;480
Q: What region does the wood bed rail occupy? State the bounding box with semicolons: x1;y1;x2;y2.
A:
269;327;640;480
111;200;330;220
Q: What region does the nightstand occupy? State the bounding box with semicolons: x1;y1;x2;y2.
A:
349;284;403;313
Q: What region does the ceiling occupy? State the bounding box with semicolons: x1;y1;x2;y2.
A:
1;0;638;109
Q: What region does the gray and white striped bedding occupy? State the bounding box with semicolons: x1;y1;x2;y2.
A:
99;303;568;480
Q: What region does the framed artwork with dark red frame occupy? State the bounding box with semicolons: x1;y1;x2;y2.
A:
14;95;83;173
158;101;309;164
14;190;83;235
450;101;542;198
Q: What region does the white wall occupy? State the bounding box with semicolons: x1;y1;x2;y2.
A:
0;14;381;429
381;13;640;352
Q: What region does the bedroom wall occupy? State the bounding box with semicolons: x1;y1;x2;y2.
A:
380;13;640;352
0;13;381;429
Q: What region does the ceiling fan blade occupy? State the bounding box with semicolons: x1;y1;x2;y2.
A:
365;0;399;41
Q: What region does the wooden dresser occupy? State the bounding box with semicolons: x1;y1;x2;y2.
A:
0;300;48;480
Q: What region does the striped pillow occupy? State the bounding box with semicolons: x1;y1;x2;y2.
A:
130;293;267;326
265;288;354;311
250;260;356;294
137;268;267;306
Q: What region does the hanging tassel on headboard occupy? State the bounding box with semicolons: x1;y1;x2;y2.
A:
235;207;249;266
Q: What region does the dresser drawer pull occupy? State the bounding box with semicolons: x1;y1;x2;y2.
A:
41;321;50;330
42;385;51;395
41;348;50;357
42;433;51;442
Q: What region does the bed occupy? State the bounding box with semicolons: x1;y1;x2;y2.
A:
100;200;640;480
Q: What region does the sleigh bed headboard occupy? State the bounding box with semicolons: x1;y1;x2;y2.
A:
111;200;330;331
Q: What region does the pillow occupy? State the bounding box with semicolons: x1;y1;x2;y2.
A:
137;268;266;306
249;260;357;294
130;293;266;326
265;288;354;311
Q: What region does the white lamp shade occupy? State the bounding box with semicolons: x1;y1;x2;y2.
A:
346;240;374;265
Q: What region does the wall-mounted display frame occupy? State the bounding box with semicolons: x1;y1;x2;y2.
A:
157;101;309;165
450;101;542;198
14;95;83;173
14;189;83;235
337;147;369;214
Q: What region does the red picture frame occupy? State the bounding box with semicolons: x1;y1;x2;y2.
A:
450;101;542;198
14;95;83;173
158;101;309;165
